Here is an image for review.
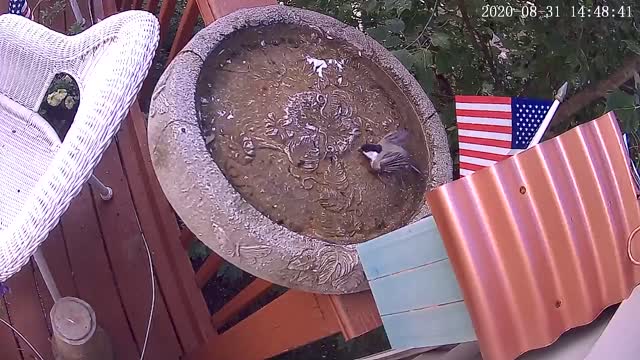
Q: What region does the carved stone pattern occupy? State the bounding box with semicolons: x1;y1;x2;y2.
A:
147;5;453;294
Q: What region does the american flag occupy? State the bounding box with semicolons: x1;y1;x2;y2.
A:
455;95;553;177
8;0;33;19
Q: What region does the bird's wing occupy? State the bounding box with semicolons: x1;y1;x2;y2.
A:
376;150;412;172
381;128;410;146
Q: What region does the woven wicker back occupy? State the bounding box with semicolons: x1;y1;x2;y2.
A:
0;11;159;281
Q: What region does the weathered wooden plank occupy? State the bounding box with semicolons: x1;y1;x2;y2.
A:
194;0;275;25
194;0;215;25
370;259;462;316
211;278;272;329
92;142;182;359
0;298;21;359
195;253;224;288
92;1;215;350
357;216;447;281
186;290;341;360
117;103;216;351
145;0;160;13
168;0;199;62
36;225;78;332
72;0;91;29
119;0;132;11
4;263;54;360
33;265;55;336
157;0;178;42
329;290;382;341
62;0;75;32
34;0;66;32
381;301;476;349
207;0;276;19
34;226;77;338
131;0;144;10
92;0;116;21
39;226;77;297
60;185;140;359
180;227;195;250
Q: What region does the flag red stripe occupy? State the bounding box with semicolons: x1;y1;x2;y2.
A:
459;149;511;162
458;123;512;134
459;162;485;171
459;136;511;148
455;96;512;104
456;109;512;119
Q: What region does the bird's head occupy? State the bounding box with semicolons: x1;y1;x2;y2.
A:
360;143;382;161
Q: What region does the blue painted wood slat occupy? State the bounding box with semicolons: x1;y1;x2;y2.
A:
357;215;479;350
357;216;448;280
382;301;477;349
369;259;463;316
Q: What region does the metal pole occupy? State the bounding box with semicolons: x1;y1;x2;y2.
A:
68;0;85;27
89;175;113;201
527;82;569;148
33;249;62;302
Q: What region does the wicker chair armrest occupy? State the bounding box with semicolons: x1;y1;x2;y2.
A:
0;11;159;281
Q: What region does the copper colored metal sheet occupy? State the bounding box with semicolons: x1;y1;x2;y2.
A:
426;112;640;360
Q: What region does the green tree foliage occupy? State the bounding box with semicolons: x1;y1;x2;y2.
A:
286;0;640;165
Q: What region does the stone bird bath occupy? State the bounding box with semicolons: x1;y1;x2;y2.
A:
147;5;452;294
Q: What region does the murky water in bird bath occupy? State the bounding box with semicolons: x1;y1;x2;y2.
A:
197;24;430;245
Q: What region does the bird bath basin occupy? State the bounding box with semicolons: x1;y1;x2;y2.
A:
148;5;452;294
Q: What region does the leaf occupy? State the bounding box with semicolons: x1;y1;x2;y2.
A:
216;262;245;282
64;96;76;110
415;66;436;94
363;0;378;13
385;18;405;34
606;90;635;112
391;49;413;70
412;49;436;93
623;40;640;56
384;0;412;14
384;34;402;48
47;89;67;107
512;66;529;79
188;240;210;261
435;50;453;74
481;82;494;95
366;26;389;42
605;90;638;133
430;32;451;48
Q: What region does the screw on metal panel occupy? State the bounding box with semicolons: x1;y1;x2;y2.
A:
555;300;562;308
519;186;526;194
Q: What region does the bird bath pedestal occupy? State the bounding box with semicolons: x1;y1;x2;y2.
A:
147;5;452;294
50;297;114;360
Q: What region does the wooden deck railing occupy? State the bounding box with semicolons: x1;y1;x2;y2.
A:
97;0;383;358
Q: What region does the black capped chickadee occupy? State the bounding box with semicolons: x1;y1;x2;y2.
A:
360;129;421;175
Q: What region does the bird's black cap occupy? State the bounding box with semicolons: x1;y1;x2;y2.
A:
360;143;382;153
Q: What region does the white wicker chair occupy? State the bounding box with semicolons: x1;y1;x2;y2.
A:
0;11;160;298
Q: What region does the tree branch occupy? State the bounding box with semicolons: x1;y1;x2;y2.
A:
457;0;499;88
553;55;640;126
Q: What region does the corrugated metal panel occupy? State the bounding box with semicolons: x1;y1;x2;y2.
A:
426;112;640;360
